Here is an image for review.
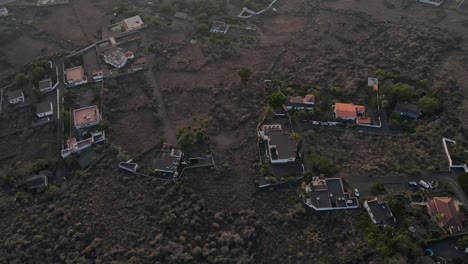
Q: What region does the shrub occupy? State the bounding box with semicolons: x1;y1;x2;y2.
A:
458;173;468;197
309;153;335;175
418;97;441;116
238;67;252;84
267;92;286;108
15;73;29;87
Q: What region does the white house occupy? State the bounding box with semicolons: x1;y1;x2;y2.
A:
364;197;396;226
38;78;56;92
0;8;8;17
61;131;105;158
285;94;315;111
36;100;53;118
210;21;230;34
7;89;24;104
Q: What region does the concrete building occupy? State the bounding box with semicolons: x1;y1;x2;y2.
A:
304;176;359;211
73;105;101;129
36;100;53;118
258;124;296;164
285;94;315;111
364;197;396;226
65;66;88;86
7;89;24;104
123;15;144;31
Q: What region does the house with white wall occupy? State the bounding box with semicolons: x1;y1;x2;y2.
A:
285;94;315;111
36;100;53;118
65;66;88;86
7;89;25;104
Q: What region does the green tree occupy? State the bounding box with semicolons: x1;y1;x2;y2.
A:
458;236;468;248
263;105;274;119
238;67;252;84
267;92;286;108
309;153;335;175
31;66;46;84
303;171;313;184
60;111;71;134
196;23;210;34
418;97;441;116
15;73;29;87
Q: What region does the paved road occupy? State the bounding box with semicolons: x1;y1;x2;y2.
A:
345;170;468;206
141;32;177;146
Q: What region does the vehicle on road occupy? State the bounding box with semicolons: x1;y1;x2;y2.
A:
354;188;360;197
419;180;430;189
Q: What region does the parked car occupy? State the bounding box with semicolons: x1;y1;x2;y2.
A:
354;188;360;197
418;180;430;189
408;181;418;188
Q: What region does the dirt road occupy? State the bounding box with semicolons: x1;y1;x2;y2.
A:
141;31;177;146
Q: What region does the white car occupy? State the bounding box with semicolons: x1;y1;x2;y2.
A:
354;189;360;197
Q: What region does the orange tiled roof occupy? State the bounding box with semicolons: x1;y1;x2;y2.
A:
335;103;365;119
428;197;462;228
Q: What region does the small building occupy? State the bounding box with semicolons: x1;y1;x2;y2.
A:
38;78;54;92
61;131;105;158
427;197;462;233
7;89;24;104
394;102;421;119
245;22;257;31
36;100;53;118
364;197;396;226
210;21;230;34
103;48;134;69
65;66;88;86
131;57;146;71
0;7;8;17
92;70;103;82
123;15;144;31
304;176;359;211
20;170;51;192
153;144;183;178
173;12;189;20
258;124;296;164
73;105;101;129
285;94;315;111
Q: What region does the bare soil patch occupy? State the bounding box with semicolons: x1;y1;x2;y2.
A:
109;111;163;157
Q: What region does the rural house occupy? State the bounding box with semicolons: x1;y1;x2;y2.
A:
258;124;296;164
364;197;396;226
73;105;101;129
427;197;463;233
92;70;103;82
19;170;51;192
65;66;88;86
123;15;144;31
334;103;371;125
7;89;24;104
394;102;421;119
285;94;315;111
36;100;53;118
153;144;183;179
303;176;359;211
38;78;54;92
210;21;230;34
61;131;105;158
0;7;8;16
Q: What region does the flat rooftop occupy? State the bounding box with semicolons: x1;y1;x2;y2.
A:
267;130;296;160
123;15;144;31
73;105;100;127
154;145;182;173
306;177;358;210
39;78;52;89
66;66;85;82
